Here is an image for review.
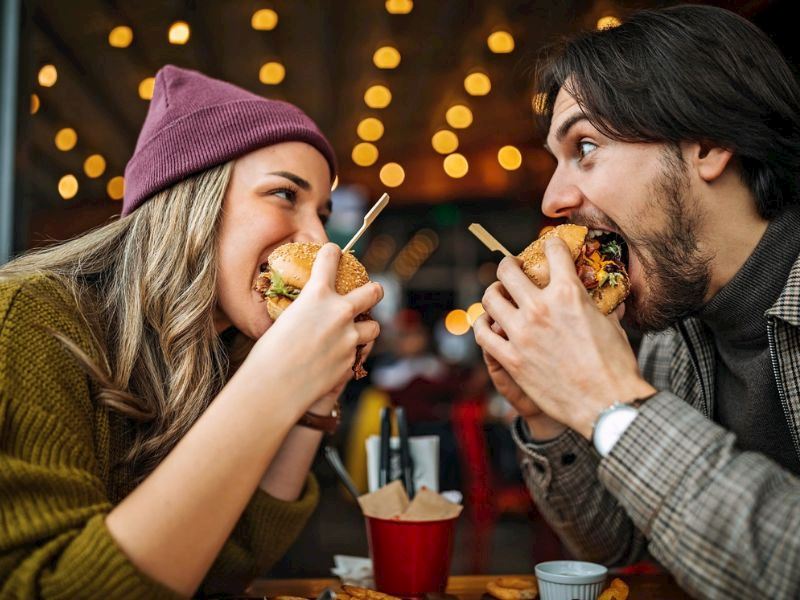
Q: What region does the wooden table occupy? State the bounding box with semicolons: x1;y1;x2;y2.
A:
249;574;692;599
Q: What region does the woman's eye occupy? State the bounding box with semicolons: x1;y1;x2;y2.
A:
577;140;597;161
272;188;297;203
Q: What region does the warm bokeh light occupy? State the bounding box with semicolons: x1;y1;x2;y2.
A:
364;85;392;109
38;64;57;87
168;21;191;45
445;104;473;129
108;25;133;48
532;92;548;115
55;128;77;151
373;46;401;69
352;143;379;167
357;117;384;142
464;72;491;96
431;130;458;154
84;154;106;179
445;309;470;335
259;62;285;85
107;176;125;200
30;93;40;115
466;302;485;326
139;77;155;100
58;175;78;200
498;145;522;170
251;9;279;30
385;0;413;14
597;15;622;29
379;163;405;187
487;30;514;53
331;175;339;191
443;153;469;178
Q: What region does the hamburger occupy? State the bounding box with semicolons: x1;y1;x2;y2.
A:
254;242;372;379
518;224;630;314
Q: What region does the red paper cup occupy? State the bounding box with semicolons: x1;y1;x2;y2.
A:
365;514;458;597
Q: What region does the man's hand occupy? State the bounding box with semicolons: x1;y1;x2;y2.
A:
474;237;655;440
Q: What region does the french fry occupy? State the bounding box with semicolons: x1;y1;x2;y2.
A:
597;577;629;600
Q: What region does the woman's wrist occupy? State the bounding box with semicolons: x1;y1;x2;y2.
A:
524;413;568;442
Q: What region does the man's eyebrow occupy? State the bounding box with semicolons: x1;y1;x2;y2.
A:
266;171;311;190
543;113;590;153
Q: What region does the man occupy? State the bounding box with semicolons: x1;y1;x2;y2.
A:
473;5;800;599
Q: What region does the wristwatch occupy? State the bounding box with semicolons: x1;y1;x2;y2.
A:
591;394;655;457
298;401;341;434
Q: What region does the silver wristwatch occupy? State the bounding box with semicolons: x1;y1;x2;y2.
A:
591;402;640;457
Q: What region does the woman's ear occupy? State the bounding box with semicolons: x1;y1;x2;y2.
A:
685;141;734;183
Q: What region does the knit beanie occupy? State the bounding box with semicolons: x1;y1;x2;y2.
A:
122;65;337;216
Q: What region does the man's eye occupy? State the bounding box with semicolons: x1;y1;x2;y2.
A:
577;140;597;160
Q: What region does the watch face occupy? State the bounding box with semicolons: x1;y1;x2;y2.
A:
593;405;639;457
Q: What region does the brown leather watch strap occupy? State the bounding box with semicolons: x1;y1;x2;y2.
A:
297;401;341;434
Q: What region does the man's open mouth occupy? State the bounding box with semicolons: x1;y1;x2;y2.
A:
580;229;629;290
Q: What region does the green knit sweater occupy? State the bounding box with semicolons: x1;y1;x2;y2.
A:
0;275;319;599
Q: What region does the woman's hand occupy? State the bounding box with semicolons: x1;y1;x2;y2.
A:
241;244;382;420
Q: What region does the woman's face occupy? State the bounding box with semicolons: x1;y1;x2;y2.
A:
214;141;332;339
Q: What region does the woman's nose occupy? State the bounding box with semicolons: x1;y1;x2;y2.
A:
293;214;328;245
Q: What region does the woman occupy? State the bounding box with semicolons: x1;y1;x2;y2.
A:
0;65;382;598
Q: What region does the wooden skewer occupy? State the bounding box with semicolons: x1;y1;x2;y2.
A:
468;223;513;257
342;193;390;254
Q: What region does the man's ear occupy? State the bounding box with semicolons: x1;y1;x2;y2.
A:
685;141;734;183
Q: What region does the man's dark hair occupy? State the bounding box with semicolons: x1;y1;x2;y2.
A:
535;4;800;218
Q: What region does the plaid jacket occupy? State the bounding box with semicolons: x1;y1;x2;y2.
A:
512;254;800;600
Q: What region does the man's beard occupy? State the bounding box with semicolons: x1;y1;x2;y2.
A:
624;147;713;332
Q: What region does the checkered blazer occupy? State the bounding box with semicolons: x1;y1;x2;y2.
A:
512;256;800;600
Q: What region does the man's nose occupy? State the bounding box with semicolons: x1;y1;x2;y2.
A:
541;174;584;219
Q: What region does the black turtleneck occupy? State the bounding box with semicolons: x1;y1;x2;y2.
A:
698;206;800;475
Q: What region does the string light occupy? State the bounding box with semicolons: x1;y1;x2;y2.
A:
259;62;285;85
352;143;379;167
466;303;485;326
38;65;57;87
373;46;401;69
464;72;491;96
532;92;548;115
498;145;522;170
58;175;78;200
357;117;384;142
84;154;106;178
487;31;514;53
251;9;279;30
379;163;405;187
55;128;77;151
139;77;155;100
385;0;413;15
431;130;458;154
108;26;133;48
107;176;125;200
445;310;470;335
168;21;191;45
445;105;473;129
30;94;40;115
597;16;621;29
364;85;392;109
443;153;469;178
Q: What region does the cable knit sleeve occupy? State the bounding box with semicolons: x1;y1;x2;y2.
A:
0;276;184;599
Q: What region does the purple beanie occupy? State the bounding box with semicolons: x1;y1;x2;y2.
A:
122;65;337;216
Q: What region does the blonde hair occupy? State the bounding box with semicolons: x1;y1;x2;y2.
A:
0;162;241;476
